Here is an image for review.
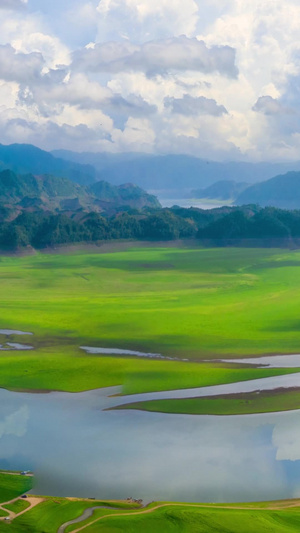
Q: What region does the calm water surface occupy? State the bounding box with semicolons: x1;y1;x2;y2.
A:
1;382;300;503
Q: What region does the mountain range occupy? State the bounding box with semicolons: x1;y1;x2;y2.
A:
0;169;160;222
53;149;300;192
0;143;300;210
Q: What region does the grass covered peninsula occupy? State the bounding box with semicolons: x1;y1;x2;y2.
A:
117;387;300;416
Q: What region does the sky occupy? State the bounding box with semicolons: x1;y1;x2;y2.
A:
0;0;300;161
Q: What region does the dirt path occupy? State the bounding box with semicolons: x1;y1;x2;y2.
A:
70;500;300;532
0;496;44;522
58;506;121;533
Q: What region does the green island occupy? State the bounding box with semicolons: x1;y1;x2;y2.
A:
1;471;300;533
116;387;300;416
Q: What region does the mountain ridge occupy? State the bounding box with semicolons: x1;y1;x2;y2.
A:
52;149;300;190
0;169;160;222
236;171;300;208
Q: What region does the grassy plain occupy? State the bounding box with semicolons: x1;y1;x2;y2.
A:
81;504;300;533
0;498;138;533
4;499;300;533
0;473;32;504
1;246;300;393
117;387;300;415
0;347;297;393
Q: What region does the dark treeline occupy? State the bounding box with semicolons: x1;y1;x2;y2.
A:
2;205;300;249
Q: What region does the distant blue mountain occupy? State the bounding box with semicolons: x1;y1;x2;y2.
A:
52;149;300;191
192;180;248;200
0;144;97;186
236;171;300;208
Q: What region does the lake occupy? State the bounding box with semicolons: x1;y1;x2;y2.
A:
1;378;300;504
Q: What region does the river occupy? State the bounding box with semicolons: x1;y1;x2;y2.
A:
1;373;300;504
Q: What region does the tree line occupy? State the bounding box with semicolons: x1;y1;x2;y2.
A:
2;205;300;249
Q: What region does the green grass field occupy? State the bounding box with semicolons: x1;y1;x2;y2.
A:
80;505;300;533
0;346;297;394
3;499;31;514
0;473;32;504
1;245;300;394
117;387;300;415
0;498;138;533
3;499;300;533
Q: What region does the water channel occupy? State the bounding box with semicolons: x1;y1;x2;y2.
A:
1;370;300;504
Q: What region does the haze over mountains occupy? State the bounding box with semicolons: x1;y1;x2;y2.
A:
192;181;249;201
0;143;300;210
236;172;300;209
53;149;300;192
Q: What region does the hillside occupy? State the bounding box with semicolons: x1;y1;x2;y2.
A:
0;169;160;221
236;171;300;208
192;180;248;200
90;181;160;209
0;144;97;186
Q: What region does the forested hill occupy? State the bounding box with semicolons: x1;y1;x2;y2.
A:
2;204;300;249
236;171;300;208
0;169;160;221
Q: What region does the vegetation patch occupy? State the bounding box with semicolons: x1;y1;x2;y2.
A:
0;473;32;504
0;498;137;533
116;387;300;416
3;499;31;514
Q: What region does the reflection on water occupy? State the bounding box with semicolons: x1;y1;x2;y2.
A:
220;354;300;368
0;386;300;503
0;330;32;336
158;199;230;209
80;346;185;361
118;372;300;404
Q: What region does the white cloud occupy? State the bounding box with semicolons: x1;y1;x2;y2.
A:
0;0;300;160
97;0;199;40
0;0;27;10
0;44;44;83
73;36;238;78
165;94;228;116
252;96;290;116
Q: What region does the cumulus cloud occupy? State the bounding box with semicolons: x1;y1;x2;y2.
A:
17;70;157;123
73;36;238;78
96;0;199;40
0;44;44;83
252;96;284;116
165;94;228;116
1;0;300;160
0;0;27;10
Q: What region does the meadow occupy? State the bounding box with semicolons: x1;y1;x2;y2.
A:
78;504;300;533
2;498;300;533
0;473;32;504
1;245;300;394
